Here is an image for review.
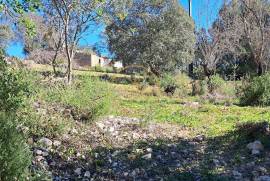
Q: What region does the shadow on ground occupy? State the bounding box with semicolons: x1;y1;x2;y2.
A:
38;121;270;181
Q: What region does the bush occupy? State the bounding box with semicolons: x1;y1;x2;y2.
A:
142;86;161;97
138;80;148;91
0;112;31;181
174;73;191;97
240;73;270;106
160;73;177;95
145;74;159;86
0;60;31;111
43;77;112;122
208;75;225;93
192;80;207;96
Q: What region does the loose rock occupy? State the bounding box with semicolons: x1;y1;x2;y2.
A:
84;171;91;178
142;153;152;160
74;168;82;175
247;140;264;155
39;137;53;148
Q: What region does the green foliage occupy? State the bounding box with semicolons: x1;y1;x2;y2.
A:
0;25;13;49
174;73;191;97
160;73;191;97
106;0;195;75
93;66;120;74
240;73;270;106
19;16;37;37
0;112;31;181
43;77;112;122
192;80;207;96
0;60;31;112
208;75;225;93
160;73;177;95
145;74;159;86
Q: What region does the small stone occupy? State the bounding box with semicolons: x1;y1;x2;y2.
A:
27;138;34;145
195;135;205;142
109;127;114;132
146;148;153;153
84;171;91;178
142;153;152;160
112;150;120;157
257;166;268;174
35;156;44;162
35;149;43;155
71;128;78;134
123;172;129;177
53;140;61;147
136;149;143;153
247;141;264;151
252;149;261;155
42;151;49;157
39;137;53;147
131;170;136;176
213;159;220;166
233;171;242;180
188;142;196;146
62;134;69;140
96;122;105;129
76;152;81;157
132;133;140;139
74;168;82;175
50;161;56;166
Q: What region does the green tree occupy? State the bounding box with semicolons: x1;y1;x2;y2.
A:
0;0;41;37
49;0;105;84
105;0;195;76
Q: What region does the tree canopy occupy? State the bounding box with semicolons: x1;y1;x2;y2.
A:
105;0;195;76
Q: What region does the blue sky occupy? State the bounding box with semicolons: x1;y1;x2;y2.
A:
6;0;223;58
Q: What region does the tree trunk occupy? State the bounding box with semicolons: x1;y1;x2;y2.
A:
52;50;58;76
63;17;73;85
66;51;74;85
149;64;161;77
257;62;263;76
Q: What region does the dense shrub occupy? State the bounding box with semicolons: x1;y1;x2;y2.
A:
240;73;270;106
142;86;161;97
93;66;120;74
43;77;112;122
138;80;148;91
0;60;31;111
174;73;191;97
160;73;177;95
192;80;207;96
0;60;33;180
99;73;143;85
145;74;160;86
208;75;225;93
0;113;31;181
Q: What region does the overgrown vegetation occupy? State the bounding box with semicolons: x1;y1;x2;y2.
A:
40;76;112;123
2;0;270;179
0;59;32;180
0;113;31;181
240;73;270;106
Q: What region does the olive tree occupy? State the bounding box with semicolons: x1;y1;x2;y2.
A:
105;0;195;76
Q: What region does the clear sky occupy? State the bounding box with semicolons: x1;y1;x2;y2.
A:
6;0;223;58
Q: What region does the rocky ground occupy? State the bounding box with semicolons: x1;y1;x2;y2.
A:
30;103;270;181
